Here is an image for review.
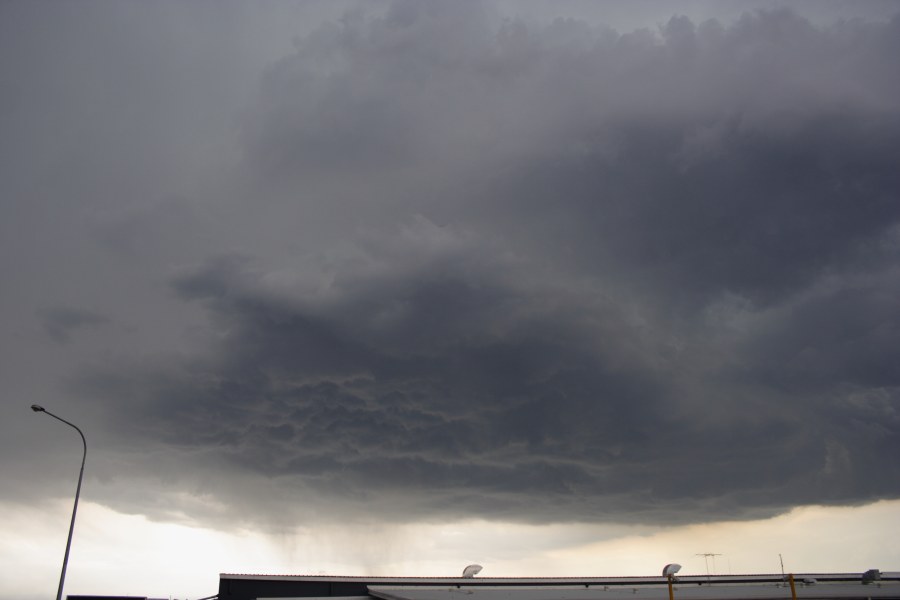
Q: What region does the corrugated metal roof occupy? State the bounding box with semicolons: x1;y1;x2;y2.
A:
367;583;900;600
219;575;897;585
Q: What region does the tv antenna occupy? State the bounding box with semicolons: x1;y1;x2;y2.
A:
696;553;721;580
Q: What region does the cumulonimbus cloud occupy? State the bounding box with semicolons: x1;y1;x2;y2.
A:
70;3;900;529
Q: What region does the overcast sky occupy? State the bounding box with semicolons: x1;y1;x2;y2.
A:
2;1;899;598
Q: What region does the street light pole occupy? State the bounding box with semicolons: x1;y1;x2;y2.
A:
31;404;87;600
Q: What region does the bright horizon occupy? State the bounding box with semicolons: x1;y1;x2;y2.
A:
4;498;899;599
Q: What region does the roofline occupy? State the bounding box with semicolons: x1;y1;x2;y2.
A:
219;573;892;584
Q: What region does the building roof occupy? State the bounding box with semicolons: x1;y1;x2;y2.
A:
369;583;900;600
218;573;900;600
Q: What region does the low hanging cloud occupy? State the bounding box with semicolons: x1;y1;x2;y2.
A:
37;306;110;344
71;3;900;529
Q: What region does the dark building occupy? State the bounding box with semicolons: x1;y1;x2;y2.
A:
67;596;168;600
216;572;900;600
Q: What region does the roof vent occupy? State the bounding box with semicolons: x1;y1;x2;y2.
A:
862;569;881;585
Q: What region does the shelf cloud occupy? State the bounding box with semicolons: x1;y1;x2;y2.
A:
5;1;900;535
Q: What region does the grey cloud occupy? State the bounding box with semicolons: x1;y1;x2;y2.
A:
9;1;900;533
735;279;900;391
499;111;900;307
241;6;900;305
37;307;109;343
73;243;681;525
75;230;900;527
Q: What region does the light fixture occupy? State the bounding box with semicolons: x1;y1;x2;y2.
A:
31;404;87;600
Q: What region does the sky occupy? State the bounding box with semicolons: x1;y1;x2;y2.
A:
1;1;899;598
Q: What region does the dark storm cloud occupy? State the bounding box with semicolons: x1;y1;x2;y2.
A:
37;307;109;343
736;280;900;391
77;242;677;524
242;5;900;302
77;248;900;526
64;3;900;528
501;112;900;307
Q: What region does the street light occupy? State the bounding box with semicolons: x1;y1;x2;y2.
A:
662;563;681;600
31;404;87;600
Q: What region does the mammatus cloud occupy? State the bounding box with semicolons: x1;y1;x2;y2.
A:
62;4;900;529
